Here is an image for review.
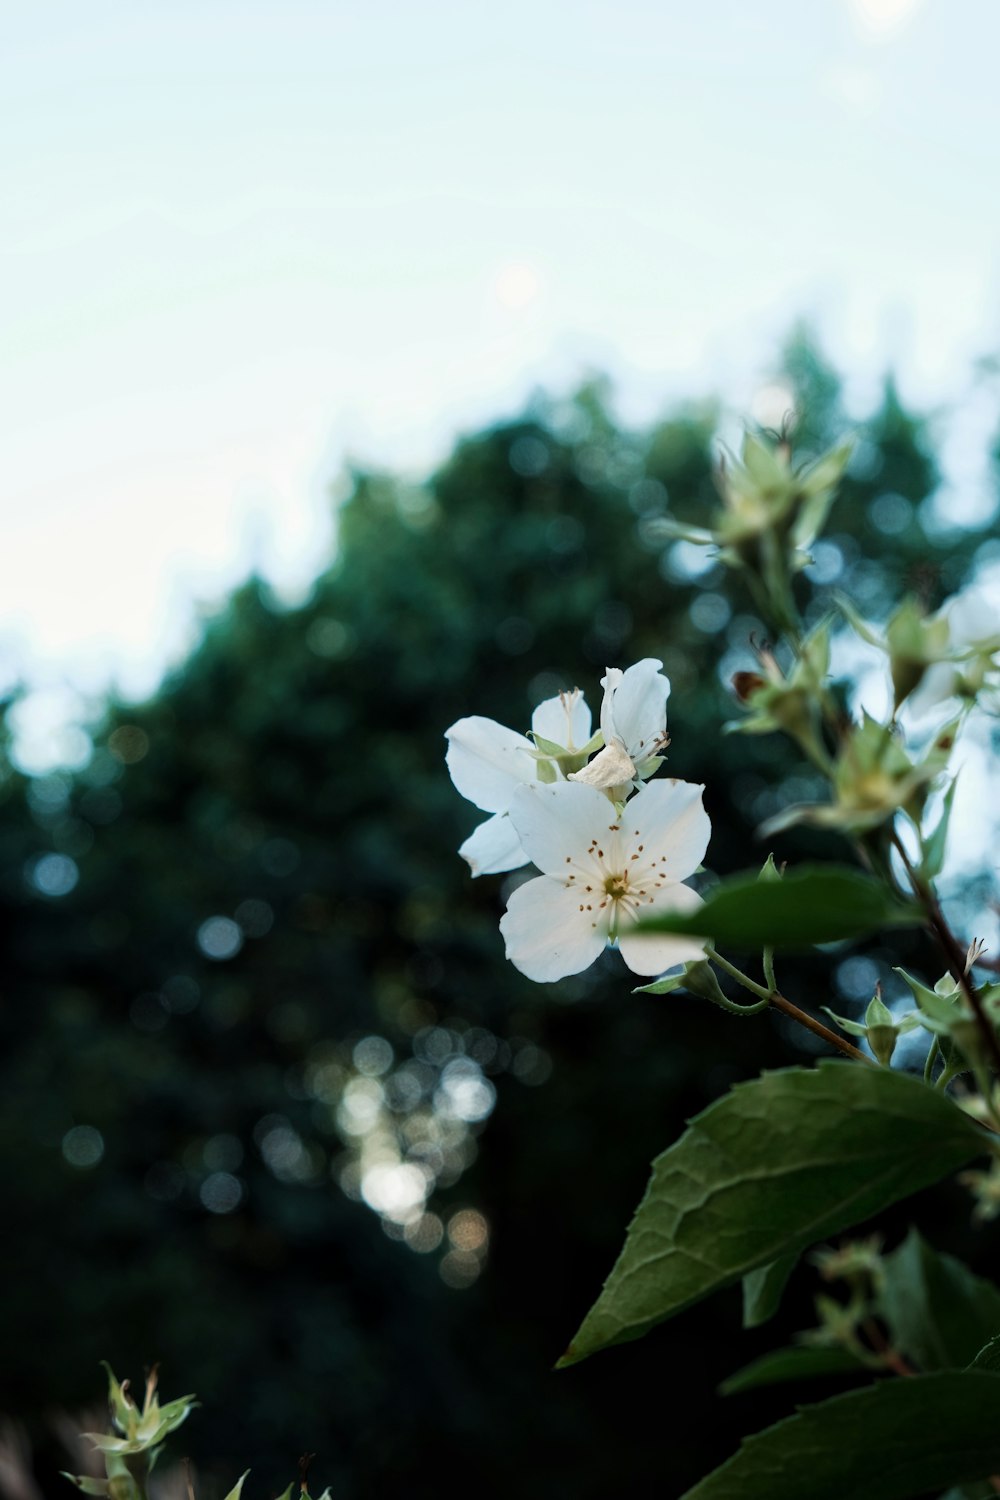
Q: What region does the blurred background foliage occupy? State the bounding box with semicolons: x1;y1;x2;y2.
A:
3;332;999;1500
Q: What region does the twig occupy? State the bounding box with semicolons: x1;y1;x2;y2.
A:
891;833;1000;1077
708;949;873;1064
768;992;873;1065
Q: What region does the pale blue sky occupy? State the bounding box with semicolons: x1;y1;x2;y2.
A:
4;0;1000;765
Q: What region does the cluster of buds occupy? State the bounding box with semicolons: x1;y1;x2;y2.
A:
63;1366;199;1500
728;620;832;767
761;712;958;838
822;990;921;1068
800;1237;887;1368
960;1157;1000;1223
824;944;1000;1077
894;952;1000;1079
840;592;1000;716
63;1367;328;1500
660;430;852;635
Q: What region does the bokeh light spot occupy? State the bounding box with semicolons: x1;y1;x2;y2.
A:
27;852;79;898
196;916;244;961
404;1213;444;1254
353;1035;394;1077
199;1171;243;1214
62;1125;104;1169
447;1208;489;1253
108;725;149;763
439;1250;482;1289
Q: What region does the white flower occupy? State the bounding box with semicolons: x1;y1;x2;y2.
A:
445;690;593;876
499;779;710;982
569;658;670;794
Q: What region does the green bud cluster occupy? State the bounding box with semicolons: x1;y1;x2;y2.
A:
62;1366;330;1500
840;593;1000;714
822;993;921;1068
727;620;832;766
62;1366;198;1500
800;1236;887;1367
762;713;957;838
659;431;851;636
894;965;1000;1082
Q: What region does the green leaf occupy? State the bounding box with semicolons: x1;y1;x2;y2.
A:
222;1472;251;1500
879;1230;1000;1371
719;1344;867;1396
635;865;920;950
679;1372;1000;1500
969;1335;1000;1375
742;1253;798;1329
557;1063;986;1367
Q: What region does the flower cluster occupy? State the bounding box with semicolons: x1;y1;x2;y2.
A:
446;661;711;982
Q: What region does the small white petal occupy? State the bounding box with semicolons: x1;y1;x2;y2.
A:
906;661;961;719
617;883;707;976
621;779;711;883
459;812;527;877
509;781;622;879
609;658;670;762
445;716;537;813
532;689;592;750
599;667;624;745
568;740;636;789
500;875;608;982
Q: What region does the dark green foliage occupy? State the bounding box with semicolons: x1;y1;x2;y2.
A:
3;340;999;1499
637;865;921;949
558;1065;986;1366
879;1230;1000;1373
680;1373;1000;1500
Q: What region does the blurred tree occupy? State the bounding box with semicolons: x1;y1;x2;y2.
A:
2;337;997;1499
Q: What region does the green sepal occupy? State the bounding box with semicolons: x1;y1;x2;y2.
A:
635;960;727;1006
820;1007;870;1039
530;733;567;756
61;1478;110;1497
100;1363;135;1436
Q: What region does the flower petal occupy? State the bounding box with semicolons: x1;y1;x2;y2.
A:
568;740;636;790
617;883;707;976
445;716;537;813
459;812;527;878
532;689;592;750
599;667;623;744
508;781;622;879
621;779;711;883
500;875;608;982
606;658;670;762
